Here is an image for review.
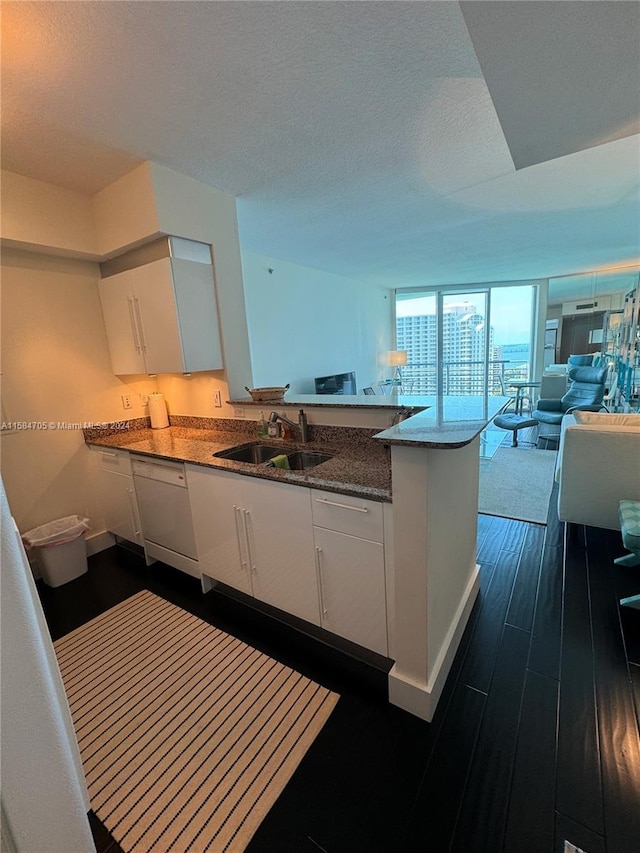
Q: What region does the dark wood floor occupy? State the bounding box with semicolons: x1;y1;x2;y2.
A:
37;489;640;853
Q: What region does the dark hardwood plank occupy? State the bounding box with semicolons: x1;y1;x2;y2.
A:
450;625;530;853
556;535;604;835
545;482;563;548
586;527;640;853
501;518;528;554
555;812;606;853
503;669;559;853
506;524;546;630
477;515;511;565
528;543;564;680
399;683;486;852
459;549;521;693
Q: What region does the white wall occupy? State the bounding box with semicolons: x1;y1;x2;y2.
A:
242;252;393;394
0;248;158;534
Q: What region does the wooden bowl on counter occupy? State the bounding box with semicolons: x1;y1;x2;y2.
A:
244;384;290;402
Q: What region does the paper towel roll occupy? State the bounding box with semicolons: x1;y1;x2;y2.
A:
148;393;169;429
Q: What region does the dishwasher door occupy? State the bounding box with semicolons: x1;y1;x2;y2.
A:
132;458;198;560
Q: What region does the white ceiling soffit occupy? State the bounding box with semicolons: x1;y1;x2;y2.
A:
460;1;640;170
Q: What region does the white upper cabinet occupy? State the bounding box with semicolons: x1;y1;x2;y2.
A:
98;240;223;375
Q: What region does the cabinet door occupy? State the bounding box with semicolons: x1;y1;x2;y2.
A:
313;527;388;656
243;479;319;626
131;258;185;374
186;466;251;594
171;258;223;372
98;271;147;374
90;447;143;545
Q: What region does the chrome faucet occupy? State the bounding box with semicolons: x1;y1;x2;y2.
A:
391;407;413;426
269;408;309;443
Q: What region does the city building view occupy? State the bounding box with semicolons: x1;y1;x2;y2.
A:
396;301;531;395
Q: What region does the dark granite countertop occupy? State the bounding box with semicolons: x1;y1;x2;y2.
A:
86;397;506;501
374;395;510;448
87;425;393;503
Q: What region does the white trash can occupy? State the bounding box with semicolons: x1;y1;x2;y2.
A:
22;515;90;587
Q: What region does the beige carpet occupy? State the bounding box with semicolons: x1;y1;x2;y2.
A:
54;590;339;853
479;446;557;524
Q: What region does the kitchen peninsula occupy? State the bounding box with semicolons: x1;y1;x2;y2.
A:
86;393;507;721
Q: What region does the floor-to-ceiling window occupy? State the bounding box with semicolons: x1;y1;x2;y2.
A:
396;282;539;396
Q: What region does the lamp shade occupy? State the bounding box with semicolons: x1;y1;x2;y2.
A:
386;350;408;367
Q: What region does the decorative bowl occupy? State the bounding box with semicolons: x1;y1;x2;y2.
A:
244;384;290;402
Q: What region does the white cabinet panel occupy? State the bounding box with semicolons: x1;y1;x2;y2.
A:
243;478;319;625
314;527;388;656
187;466;319;624
129;258;185;374
98;270;146;374
171;258;223;372
311;489;384;542
186;466;250;594
98;254;223;375
89;447;143;545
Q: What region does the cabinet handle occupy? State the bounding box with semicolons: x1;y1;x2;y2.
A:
133;297;147;353
101;450;119;458
315;497;368;514
233;506;248;573
126;488;141;537
315;546;328;619
127;298;141;353
243;509;257;574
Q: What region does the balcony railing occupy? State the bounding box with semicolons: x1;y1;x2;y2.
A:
394;359;531;395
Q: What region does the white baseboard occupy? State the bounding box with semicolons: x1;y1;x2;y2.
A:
144;540;200;579
85;530;115;556
388;565;480;721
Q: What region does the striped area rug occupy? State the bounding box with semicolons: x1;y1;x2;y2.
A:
54;590;339;853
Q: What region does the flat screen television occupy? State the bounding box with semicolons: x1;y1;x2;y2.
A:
314;371;357;395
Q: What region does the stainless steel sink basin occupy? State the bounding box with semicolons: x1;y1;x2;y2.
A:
214;443;294;464
284;450;333;470
213;443;332;470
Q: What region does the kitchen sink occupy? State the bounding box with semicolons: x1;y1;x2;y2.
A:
214;443;294;464
283;450;333;470
213;443;332;470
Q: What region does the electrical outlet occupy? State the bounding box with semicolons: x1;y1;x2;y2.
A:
121;394;132;410
213;390;222;408
139;394;149;406
233;407;245;418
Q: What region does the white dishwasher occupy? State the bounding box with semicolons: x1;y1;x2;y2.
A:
131;456;199;578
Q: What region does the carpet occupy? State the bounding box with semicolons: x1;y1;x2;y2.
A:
479;446;557;524
54;590;339;853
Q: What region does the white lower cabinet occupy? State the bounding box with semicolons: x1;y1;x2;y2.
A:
313;527;388;656
187;466;390;655
311;489;389;656
186;466;320;625
88;447;143;545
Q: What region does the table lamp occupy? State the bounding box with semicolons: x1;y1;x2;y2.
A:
386;350;408;381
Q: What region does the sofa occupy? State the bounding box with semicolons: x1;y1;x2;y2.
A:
556;411;640;530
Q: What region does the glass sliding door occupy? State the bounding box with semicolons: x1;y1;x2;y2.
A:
396;282;537;398
441;290;489;396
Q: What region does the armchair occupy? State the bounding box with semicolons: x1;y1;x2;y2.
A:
532;365;608;444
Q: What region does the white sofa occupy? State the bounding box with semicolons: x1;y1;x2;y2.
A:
556;411;640;530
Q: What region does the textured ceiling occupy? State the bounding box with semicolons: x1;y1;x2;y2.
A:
1;1;639;287
460;1;640;169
